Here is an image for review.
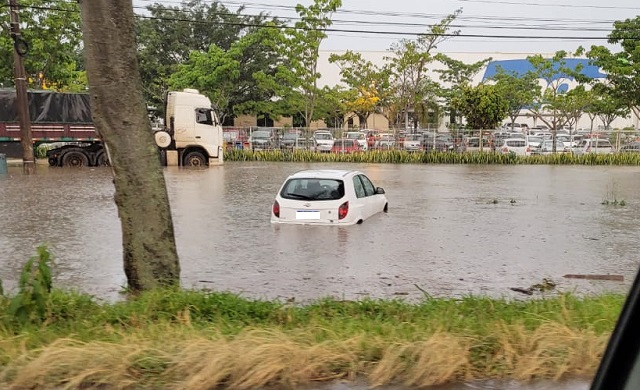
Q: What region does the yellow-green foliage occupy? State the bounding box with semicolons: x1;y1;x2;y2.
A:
224;150;640;165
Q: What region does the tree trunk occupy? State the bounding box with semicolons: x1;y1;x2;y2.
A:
78;0;180;291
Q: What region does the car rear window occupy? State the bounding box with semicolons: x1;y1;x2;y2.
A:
506;140;526;147
280;179;344;201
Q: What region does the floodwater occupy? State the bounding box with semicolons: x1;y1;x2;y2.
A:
0;162;639;302
3;161;635;389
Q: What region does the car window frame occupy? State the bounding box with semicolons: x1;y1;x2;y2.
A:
358;174;376;197
353;175;366;198
591;269;640;389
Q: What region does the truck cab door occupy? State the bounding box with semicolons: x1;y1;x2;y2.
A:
194;108;222;158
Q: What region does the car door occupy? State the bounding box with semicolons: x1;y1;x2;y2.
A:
357;174;384;218
351;175;369;220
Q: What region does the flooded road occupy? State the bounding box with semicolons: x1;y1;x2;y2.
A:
1;162;639;302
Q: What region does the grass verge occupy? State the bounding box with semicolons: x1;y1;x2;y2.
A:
0;289;624;389
224;149;640;165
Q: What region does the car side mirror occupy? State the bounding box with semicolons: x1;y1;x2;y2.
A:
376;187;385;195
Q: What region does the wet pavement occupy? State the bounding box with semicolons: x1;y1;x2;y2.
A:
0;162;638;302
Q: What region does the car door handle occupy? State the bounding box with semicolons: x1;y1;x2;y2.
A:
196;136;201;139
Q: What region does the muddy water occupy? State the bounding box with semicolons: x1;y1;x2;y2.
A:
0;162;639;302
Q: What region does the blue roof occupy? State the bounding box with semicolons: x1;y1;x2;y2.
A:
482;58;606;82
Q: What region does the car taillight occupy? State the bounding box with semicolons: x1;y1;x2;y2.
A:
502;147;508;153
272;200;280;217
526;146;531;152
338;201;349;220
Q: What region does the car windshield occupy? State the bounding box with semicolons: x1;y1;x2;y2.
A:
283;133;300;140
506;140;526;147
466;138;480;147
280;178;345;201
252;131;271;138
346;133;362;139
315;133;332;140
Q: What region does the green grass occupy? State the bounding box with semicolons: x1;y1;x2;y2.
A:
0;288;625;388
224;149;640;165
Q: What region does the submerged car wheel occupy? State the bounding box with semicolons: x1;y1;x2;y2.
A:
384;203;388;213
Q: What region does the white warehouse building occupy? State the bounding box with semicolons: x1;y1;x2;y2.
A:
316;50;640;132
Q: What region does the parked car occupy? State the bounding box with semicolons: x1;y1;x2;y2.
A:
293;137;316;151
345;131;368;151
527;136;543;151
376;133;396;149
331;139;361;154
498;138;531;156
249;128;279;150
536;139;568;155
271;169;388;226
423;135;455;152
462;136;491;152
280;130;305;149
361;129;380;149
403;134;423;151
618;142;640;153
313;130;335;152
572;138;614;155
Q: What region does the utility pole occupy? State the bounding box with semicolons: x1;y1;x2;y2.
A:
9;0;35;174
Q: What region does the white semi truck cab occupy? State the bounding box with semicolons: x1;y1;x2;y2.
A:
41;88;224;167
154;89;224;166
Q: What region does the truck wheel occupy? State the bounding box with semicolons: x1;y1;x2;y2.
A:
96;152;110;167
183;151;207;167
62;151;89;167
48;157;58;167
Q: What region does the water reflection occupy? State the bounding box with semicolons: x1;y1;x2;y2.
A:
0;163;638;301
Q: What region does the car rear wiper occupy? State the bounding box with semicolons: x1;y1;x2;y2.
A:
285;193;313;200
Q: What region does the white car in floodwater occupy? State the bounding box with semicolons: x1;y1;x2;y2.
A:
271;169;388;225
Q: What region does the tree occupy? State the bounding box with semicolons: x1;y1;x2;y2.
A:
590;85;630;132
492;70;540;129
0;0;85;90
314;85;350;128
329;51;390;128
168;28;282;124
136;0;277;112
555;85;592;132
434;53;492;131
588;16;640;123
254;0;341;127
386;9;461;129
527;50;585;151
78;0;180;291
452;83;509;130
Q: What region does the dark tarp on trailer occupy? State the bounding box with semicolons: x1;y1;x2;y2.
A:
0;89;92;123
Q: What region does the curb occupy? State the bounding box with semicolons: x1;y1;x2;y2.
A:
7;159;48;167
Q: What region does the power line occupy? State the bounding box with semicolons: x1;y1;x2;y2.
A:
20;2;634;42
137;0;630;24
458;0;640;10
134;14;614;40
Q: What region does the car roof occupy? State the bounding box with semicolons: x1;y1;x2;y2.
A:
288;169;358;179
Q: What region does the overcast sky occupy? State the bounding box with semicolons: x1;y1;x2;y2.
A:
135;0;639;54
